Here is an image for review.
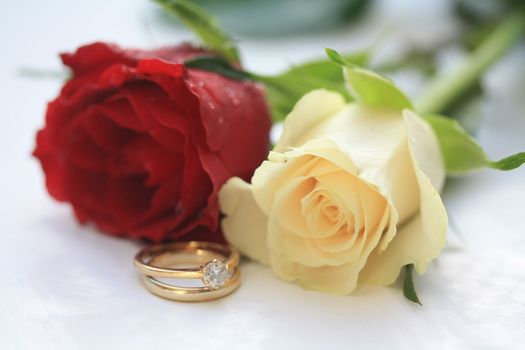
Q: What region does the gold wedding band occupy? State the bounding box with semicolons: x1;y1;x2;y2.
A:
134;241;240;302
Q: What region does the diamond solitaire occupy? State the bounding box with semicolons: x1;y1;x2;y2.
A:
202;259;232;289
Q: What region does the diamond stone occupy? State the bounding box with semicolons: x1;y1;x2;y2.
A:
202;259;231;289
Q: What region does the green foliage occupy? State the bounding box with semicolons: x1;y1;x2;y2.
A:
325;48;348;66
326;48;412;111
489;152;525;170
425;115;525;174
403;265;422;306
257;50;369;122
344;66;413;110
154;0;240;63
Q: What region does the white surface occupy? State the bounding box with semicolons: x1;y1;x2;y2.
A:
1;1;525;349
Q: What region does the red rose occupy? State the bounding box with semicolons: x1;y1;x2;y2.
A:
34;42;271;242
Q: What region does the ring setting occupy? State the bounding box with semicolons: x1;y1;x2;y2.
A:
201;259;232;289
134;241;240;302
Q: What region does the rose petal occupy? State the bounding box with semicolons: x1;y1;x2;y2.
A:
61;42;135;75
64;162;109;218
402;110;446;191
219;177;270;264
273;177;316;237
97;95;145;132
305;104;420;248
81;107;137;152
61;42;207;76
186;69;272;180
358;112;447;285
63;122;108;172
270;205;391;294
253;139;358;216
314;171;363;235
125;84;192;152
274;89;346;153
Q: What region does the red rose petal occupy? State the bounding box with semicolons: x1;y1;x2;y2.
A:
136;59;185;78
125;84;192;152
64;162;109;216
34;128;68;201
63;119;109;172
61;42;136;76
186;69;271;181
97;95;145;132
81;106;137;152
106;173;155;229
135;137;184;186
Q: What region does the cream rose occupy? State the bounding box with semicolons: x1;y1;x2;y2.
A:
219;89;448;294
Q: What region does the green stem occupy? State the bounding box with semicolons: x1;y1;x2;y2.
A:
415;11;525;115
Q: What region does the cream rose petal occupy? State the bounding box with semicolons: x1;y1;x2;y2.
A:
305;180;388;266
273;176;316;237
304;105;420;227
402;109;446;191
358;112;448;285
269;203;391;294
253;139;358;216
304;105;406;171
274;89;346;153
218;177;270;265
315;171;364;229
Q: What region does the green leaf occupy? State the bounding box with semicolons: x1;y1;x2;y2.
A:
489;152;525;170
425;115;525;174
255;74;351;123
185;56;252;80
325;48;348;66
325;48;412;111
345;66;413;110
286;50;369;82
425;115;487;173
154;0;240;63
253;50;368;122
325;48;413;110
403;264;422;306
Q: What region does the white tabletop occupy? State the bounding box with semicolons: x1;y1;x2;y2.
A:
2;0;525;349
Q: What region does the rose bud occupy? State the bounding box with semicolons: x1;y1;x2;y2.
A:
34;42;271;242
219;88;448;294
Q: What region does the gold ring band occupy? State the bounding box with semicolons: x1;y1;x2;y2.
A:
133;241;240;302
142;269;241;302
